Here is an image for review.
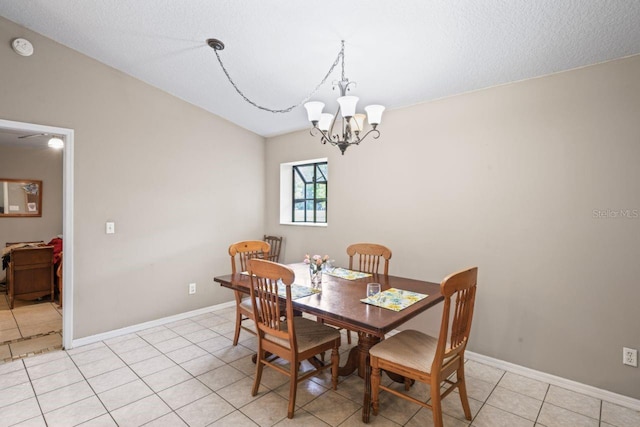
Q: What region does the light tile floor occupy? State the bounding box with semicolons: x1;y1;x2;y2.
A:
0;306;638;426
0;294;63;361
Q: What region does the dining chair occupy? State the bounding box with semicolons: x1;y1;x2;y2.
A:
228;240;271;346
334;243;392;344
247;258;341;419
347;242;392;276
369;266;478;427
263;235;283;262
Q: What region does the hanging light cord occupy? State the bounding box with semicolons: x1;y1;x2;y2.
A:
212;41;346;113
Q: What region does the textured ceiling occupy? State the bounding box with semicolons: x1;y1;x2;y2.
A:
1;0;639;137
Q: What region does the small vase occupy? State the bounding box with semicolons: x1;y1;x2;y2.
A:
310;266;323;290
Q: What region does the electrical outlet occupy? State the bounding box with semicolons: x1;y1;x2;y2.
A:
189;283;196;295
623;347;638;367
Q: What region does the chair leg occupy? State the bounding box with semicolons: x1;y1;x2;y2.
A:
347;329;352;344
232;308;242;346
371;362;381;416
430;377;444;427
252;351;264;397
331;346;339;390
404;376;412;391
457;363;472;420
287;362;299;419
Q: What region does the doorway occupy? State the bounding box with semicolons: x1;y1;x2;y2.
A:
0;119;74;355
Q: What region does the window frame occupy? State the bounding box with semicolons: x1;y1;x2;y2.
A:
291;161;327;223
279;157;328;227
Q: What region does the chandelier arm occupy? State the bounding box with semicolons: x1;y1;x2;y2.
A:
310;127;336;145
213;45;344;113
355;128;381;143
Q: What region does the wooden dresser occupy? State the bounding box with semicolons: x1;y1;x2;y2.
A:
6;245;54;309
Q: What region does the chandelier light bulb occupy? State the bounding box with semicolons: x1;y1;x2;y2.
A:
318;114;334;132
337;96;359;118
365;105;385;126
351;114;366;133
304;102;324;123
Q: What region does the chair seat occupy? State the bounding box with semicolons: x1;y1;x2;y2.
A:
239;297;253;313
266;317;341;353
370;330;438;374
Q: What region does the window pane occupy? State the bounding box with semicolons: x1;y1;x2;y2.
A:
306;201;314;222
293;174;305;199
305;183;315;199
316;201;326;222
316;183;326;198
297;165;315;182
317;164;328;182
293;202;305;222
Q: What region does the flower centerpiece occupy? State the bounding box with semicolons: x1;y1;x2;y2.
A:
304;254;329;289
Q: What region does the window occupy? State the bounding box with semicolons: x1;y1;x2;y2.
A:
292;161;327;223
279;158;328;226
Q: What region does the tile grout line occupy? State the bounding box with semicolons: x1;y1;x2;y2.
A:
64;343;118;426
467;365;507;426
533;381;550;425
108;326;190;426
146;328;225;427
22;357;48;425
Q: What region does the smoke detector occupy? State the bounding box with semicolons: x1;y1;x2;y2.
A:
11;38;34;57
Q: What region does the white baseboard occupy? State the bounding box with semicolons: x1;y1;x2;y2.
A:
465;350;640;411
70;300;236;349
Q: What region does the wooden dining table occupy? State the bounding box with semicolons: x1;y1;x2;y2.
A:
213;262;444;422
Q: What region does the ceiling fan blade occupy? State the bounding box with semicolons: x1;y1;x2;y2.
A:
18;133;50;139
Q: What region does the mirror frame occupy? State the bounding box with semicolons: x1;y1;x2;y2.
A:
0;178;43;218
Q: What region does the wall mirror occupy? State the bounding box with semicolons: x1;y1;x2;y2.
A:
0;179;42;217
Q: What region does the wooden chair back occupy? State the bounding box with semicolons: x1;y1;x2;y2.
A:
247;258;296;348
347;243;392;275
433;267;478;374
369;266;478;426
247;258;340;419
263;235;283;262
228;240;271;274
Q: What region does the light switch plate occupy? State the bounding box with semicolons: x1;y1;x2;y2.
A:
106;222;115;234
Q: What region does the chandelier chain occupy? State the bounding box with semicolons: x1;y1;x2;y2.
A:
213;41;345;114
341;40;346;82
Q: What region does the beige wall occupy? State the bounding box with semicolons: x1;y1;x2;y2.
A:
0;17;266;337
266;55;640;399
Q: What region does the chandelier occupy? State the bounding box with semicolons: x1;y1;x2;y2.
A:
207;39;384;155
303;42;384;155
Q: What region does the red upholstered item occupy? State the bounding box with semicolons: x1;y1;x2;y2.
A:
47;237;63;264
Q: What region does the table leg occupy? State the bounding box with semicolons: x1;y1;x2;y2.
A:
334;332;381;422
363;356;371;423
338;332;380;377
335;332;407;423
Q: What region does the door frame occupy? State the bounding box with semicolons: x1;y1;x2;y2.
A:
0;118;74;349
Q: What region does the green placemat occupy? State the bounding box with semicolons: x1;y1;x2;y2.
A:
360;288;428;312
241;272;318;299
282;283;319;299
325;268;372;280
